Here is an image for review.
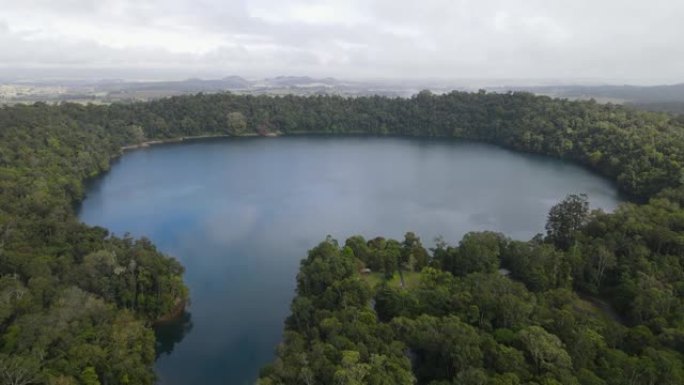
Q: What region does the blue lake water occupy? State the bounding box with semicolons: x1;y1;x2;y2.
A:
78;136;622;385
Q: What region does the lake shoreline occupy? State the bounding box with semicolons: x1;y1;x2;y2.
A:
154;298;189;325
81;137;623;385
120;131;281;152
117;131;634;202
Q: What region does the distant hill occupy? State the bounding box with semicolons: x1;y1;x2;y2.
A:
263;76;341;87
4;76;684;114
487;83;684;115
103;76;252;93
628;101;684;115
509;83;684;103
0;75;414;104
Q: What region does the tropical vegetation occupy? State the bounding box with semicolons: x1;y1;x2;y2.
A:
1;90;683;384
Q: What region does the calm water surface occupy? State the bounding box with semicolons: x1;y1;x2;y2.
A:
78;136;622;385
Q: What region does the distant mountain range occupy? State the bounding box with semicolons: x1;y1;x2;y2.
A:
2;76;684;114
102;75;360;93
494;84;684;115
503;83;684;103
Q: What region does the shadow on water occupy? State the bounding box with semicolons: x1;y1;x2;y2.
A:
155;311;194;359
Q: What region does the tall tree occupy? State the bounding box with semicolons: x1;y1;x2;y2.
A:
545;194;590;250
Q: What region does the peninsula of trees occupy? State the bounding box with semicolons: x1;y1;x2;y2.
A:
259;190;684;385
1;90;683;384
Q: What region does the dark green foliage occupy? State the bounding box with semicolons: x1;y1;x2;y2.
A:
264;226;684;385
261;238;413;385
2;90;684;383
435;231;506;276
545;194;590;250
502;240;571;292
401;232;430;272
0;103;188;384
103;91;684;200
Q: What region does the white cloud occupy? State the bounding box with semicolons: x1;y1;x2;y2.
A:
248;0;371;26
0;0;682;83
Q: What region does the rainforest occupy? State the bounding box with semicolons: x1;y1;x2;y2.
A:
1;91;684;385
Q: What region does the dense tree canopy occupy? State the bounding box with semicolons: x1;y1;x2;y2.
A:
261;219;684;385
0;103;188;384
106;91;684;199
0;90;683;383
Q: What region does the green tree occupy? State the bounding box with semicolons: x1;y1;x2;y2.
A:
517;326;572;375
227;111;248;135
545;194;589;250
0;353;43;385
80;367;101;385
334;351;369;385
449;232;505;276
401;232;429;271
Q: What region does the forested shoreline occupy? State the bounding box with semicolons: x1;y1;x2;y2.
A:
259;190;684;384
1;91;683;384
97;91;682;201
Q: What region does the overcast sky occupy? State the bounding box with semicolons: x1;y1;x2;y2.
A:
1;0;683;83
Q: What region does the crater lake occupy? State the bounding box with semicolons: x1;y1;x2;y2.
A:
78;136;622;385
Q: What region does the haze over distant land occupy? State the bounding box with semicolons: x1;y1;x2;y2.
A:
3;75;684;114
1;0;683;84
